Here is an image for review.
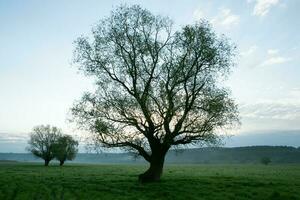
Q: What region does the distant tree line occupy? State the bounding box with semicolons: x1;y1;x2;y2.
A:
165;146;300;164
26;125;78;166
3;145;300;164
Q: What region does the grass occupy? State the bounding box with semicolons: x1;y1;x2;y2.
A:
0;163;299;199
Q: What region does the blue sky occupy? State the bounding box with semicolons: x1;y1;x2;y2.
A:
0;0;300;152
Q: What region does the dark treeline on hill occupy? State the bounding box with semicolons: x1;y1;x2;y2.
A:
1;146;300;164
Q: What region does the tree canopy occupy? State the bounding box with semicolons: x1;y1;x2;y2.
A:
71;5;239;182
53;135;79;166
27;125;61;166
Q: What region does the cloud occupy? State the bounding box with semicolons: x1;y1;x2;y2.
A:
211;8;240;28
251;0;280;17
0;132;28;143
241;102;300;120
267;49;279;55
192;7;240;29
259;49;291;66
240;45;258;57
240;87;300;121
260;56;291;66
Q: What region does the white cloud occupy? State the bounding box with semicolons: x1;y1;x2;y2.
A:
0;132;28;143
251;0;280;17
259;49;291;66
192;7;240;29
211;8;240;28
267;49;279;55
240;102;300;120
260;56;291;66
241;45;258;57
240;88;300;121
240;47;292;68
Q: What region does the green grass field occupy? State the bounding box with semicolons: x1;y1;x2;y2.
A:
0;163;299;200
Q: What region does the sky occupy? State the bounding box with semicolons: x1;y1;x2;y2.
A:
0;0;300;152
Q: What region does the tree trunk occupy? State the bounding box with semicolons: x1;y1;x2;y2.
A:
59;160;64;166
139;152;165;183
44;159;50;166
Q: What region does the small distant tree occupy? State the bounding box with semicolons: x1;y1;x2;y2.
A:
53;135;79;166
27;125;61;166
261;157;271;165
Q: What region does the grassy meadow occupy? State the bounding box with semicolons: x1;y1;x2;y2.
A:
0;162;299;200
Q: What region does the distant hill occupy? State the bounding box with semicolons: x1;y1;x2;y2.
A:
165;146;300;164
1;146;300;164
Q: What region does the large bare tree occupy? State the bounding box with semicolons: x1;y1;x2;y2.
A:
71;5;239;182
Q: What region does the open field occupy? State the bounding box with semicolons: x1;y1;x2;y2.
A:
0;163;299;200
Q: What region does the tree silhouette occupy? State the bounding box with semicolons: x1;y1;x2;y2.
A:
27;125;61;166
71;5;239;182
53;135;79;166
